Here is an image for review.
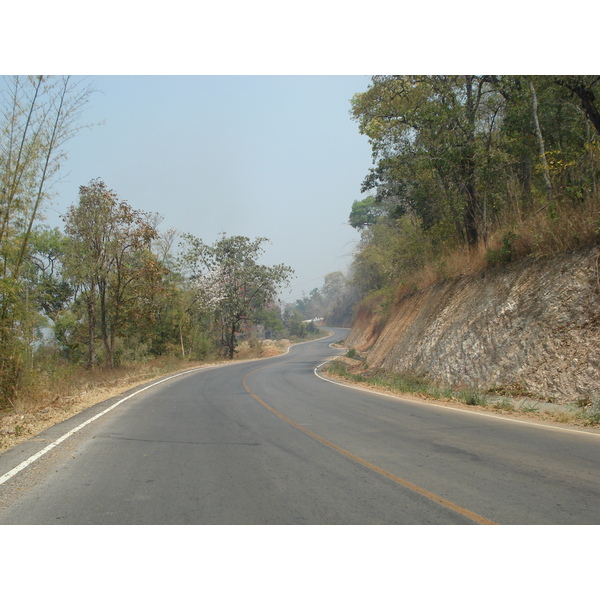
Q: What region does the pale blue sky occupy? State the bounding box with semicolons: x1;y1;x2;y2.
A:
48;75;373;303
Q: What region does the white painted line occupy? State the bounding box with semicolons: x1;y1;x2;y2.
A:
0;365;220;487
314;360;600;438
0;334;336;487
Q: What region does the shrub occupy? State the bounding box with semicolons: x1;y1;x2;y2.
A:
460;389;488;406
583;398;600;425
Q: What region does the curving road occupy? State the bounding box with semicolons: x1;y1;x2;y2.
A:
0;328;599;524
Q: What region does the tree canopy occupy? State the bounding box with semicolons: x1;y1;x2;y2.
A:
349;75;600;295
179;233;294;358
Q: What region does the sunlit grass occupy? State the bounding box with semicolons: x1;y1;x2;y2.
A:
323;358;598;428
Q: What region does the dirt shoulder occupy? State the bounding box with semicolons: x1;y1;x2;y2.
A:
0;339;293;455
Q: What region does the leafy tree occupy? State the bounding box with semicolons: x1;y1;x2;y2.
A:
63;179;162;368
282;306;306;338
348;195;387;230
351;75;496;246
254;302;284;339
0;75;93;405
179;233;293;359
322;271;346;299
348;75;600;299
553;76;600;136
27;227;73;324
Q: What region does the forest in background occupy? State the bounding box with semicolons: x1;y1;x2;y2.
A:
2;75;599;414
345;76;599;307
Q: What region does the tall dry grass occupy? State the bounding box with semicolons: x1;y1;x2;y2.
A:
409;194;599;293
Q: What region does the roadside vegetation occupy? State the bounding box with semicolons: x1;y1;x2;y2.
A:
347;76;600;304
0;329;329;454
322;76;600;418
324;352;600;428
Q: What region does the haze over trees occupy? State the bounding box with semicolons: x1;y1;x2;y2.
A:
292;271;360;328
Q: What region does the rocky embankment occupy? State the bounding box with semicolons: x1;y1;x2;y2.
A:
345;247;599;403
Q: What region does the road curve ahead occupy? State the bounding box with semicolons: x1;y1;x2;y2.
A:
1;328;599;524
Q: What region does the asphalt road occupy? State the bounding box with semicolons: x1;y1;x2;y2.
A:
0;328;599;524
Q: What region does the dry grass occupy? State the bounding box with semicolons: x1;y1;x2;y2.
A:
0;357;203;454
509;199;599;257
394;195;600;297
0;340;292;455
413;242;490;289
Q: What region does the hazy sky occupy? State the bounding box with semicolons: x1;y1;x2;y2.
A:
47;75;373;304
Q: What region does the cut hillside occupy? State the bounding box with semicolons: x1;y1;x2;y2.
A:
345;247;599;403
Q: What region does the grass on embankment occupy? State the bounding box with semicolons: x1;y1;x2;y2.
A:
324;352;600;429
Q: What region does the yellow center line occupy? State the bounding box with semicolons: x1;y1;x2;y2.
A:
242;363;497;526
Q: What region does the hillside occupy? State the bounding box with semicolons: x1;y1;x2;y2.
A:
345;246;599;403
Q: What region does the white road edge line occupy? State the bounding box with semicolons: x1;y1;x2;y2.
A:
0;364;232;487
0;334;331;487
314;355;600;438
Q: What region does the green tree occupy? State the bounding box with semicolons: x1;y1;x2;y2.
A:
63;179;161;368
348;74;600;300
351;75;496;247
0;75;93;405
348;195;387;230
24;227;73;335
255;302;284;339
282;306;306;338
179;233;294;359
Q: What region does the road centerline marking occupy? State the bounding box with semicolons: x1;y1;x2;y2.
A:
242;363;497;525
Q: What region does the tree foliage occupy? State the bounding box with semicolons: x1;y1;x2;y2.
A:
349;75;600;296
63;179;162;368
0;75;93;404
179;233;294;358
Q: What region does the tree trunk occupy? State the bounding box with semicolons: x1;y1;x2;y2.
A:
520;154;532;211
179;323;186;359
87;283;96;369
98;279;114;368
529;80;554;209
463;176;479;246
227;322;237;359
462;76;480;246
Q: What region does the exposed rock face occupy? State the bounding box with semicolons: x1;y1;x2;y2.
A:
345;247;600;403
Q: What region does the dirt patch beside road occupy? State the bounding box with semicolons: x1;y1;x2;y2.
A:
0;340;292;455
